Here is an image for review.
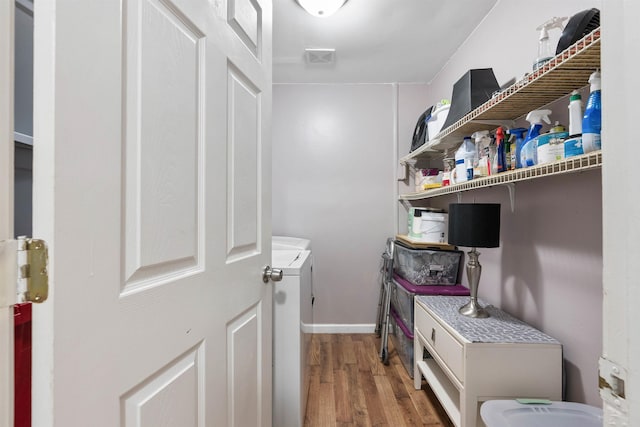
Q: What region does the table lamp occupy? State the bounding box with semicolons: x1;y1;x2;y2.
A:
448;203;501;318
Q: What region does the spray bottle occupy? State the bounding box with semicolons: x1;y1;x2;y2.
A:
582;70;602;153
495;127;507;173
521;109;552;167
507;128;528;169
505;133;514;170
534;17;566;70
471;130;491;176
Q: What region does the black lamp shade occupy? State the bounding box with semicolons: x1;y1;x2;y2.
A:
448;203;501;248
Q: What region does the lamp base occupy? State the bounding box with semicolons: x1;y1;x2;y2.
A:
458;248;490;318
459;298;489;318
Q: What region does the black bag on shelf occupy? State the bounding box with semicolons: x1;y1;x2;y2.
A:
410;106;433;152
440;68;500;131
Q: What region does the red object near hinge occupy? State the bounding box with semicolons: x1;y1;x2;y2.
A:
14;303;31;427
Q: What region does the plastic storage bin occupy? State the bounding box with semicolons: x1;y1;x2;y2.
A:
480;400;603;427
391;274;469;332
393;243;463;286
389;308;415;378
427;103;451;140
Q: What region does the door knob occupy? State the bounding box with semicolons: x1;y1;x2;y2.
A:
262;265;283;283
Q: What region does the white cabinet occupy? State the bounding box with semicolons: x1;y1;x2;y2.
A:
413;296;562;427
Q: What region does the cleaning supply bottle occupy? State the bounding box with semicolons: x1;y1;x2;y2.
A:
495;127;507;173
489;136;498;175
505;133;514;170
550;121;566;133
582;70;601;153
533;17;566;70
471;130;491;176
453;137;475;184
521;109;552;167
507;128;528;169
568;90;583;137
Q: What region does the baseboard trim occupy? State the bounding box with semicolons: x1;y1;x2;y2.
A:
310;324;376;334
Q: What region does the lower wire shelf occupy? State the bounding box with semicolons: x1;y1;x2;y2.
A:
400;150;602;201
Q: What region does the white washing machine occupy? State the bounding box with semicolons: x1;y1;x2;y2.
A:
272;235;312;251
272;237;313;427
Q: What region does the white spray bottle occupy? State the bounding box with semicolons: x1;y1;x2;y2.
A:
521;109;552;167
533;17;567;70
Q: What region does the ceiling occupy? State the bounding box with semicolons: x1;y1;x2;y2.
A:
273;0;498;84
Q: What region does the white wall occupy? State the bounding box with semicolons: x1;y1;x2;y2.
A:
418;0;603;407
272;84;397;329
423;0;601;108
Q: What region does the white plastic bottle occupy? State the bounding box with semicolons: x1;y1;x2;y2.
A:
411;209;423;240
568;90;583;137
454;137;475;184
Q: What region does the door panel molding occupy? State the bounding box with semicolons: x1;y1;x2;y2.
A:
121;342;205;427
227;0;262;60
227;302;263;427
122;0;206;295
226;61;261;262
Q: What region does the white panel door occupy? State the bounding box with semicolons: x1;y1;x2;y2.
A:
0;2;15;426
31;1;272;426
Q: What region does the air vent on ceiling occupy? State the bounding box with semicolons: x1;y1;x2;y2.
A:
305;48;336;64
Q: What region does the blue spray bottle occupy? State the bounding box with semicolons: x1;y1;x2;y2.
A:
582;70;601;153
507;128;528;169
521;109;552;167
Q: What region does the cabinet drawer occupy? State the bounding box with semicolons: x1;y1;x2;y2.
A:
415;304;464;383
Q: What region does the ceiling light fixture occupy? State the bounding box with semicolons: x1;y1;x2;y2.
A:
296;0;348;18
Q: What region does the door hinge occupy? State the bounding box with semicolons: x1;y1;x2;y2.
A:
599;356;628;413
0;236;49;308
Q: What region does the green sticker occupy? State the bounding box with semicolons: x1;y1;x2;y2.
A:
515;398;552;405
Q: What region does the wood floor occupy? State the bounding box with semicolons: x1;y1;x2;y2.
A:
304;334;454;427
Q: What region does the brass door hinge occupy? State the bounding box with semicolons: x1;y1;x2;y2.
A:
0;236;49;307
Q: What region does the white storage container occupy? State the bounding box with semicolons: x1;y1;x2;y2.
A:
481;400;603;427
427;103;451;140
419;212;448;243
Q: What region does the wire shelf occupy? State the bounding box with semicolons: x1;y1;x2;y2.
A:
401;28;601;164
399;151;601;201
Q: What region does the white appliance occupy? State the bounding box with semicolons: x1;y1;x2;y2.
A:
272;235;312;251
272;237;313;427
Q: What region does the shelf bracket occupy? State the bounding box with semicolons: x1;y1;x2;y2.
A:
456;193;462;203
505;183;516;212
397;162;410;183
